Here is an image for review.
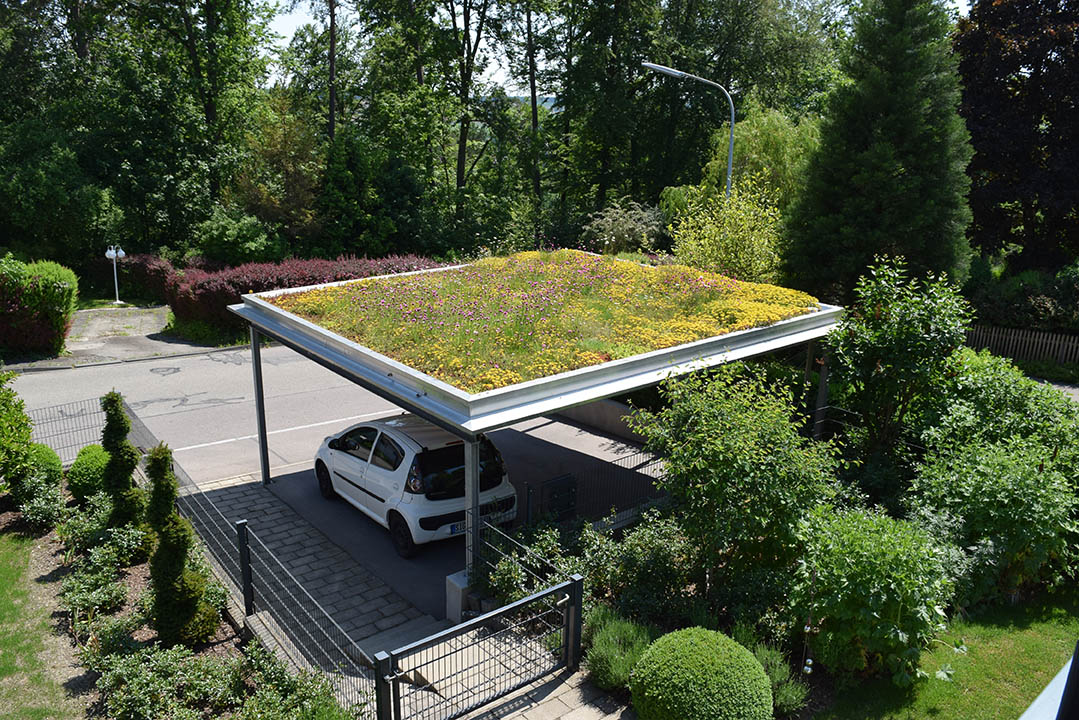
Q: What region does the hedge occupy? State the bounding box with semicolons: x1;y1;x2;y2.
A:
0;254;79;355
165;255;444;331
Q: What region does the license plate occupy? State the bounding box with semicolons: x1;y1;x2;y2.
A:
449;522;464;535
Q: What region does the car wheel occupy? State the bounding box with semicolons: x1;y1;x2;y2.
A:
316;462;336;500
389;513;418;558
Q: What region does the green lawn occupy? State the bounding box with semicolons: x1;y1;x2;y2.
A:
0;531;76;720
815;592;1079;720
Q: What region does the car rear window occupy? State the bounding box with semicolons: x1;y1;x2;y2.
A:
418;439;504;500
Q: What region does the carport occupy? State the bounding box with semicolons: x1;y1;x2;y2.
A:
229;260;843;584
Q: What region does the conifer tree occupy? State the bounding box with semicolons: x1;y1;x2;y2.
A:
100;391;143;527
146;443;218;646
785;0;973;303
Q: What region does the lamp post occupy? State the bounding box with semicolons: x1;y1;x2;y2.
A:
642;62;735;199
105;245;125;304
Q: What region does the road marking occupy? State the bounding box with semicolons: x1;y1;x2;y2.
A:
172;410;401;452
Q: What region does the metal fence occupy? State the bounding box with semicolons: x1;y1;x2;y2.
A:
967;324;1079;365
523;447;666;530
374;518;582;720
28;397;106;465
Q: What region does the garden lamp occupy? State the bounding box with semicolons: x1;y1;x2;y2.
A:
642;62;735;198
105;244;126;304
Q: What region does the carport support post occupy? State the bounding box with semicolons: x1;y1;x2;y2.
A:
249;326;271;486
813;350;830;440
464;438;482;581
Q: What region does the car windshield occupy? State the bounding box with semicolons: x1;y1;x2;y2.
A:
418;439;503;500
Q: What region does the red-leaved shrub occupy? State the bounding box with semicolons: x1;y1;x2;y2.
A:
166;255;445;330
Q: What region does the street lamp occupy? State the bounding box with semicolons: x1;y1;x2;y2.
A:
105;245;126;304
642;62;735;199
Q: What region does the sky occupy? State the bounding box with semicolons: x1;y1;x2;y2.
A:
267;0;972;89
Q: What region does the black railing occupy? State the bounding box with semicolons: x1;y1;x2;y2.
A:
28;397;106;465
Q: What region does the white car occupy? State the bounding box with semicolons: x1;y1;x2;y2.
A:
314;413;517;557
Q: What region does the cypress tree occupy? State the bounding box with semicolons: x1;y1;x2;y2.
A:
785;0;973;303
146;443;218;646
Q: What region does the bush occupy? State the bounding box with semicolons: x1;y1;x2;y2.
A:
165;254;444;332
0;254;78;355
193;207;283;267
101;391;143;528
13;443;66;532
57;491;113;554
792;507;952;686
671;175;784;283
67;444;110;502
0;370;33;490
580;199;667;255
629;627;772;720
752;643;809;719
584;606;658;691
628;370;840;583
910;439;1076;604
115;254;176;303
826;257;971;463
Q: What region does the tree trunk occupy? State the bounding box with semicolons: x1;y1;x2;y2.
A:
527;5;542;201
328;0;337;141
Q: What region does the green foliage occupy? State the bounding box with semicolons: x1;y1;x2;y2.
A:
0;370;32;493
670;175;784;283
580;199;666;255
149;451;219;648
28;442;62;488
751;642;810;719
786;0;973;302
704;99;821;215
628;370;840;583
584;606;658;691
911;439;1077;604
192;207;282;266
57;492;113;555
9;442;66;532
793;507;952;687
827;258;972;460
919;348;1079;451
60;556;127;619
146;443;178;531
100;391;143;528
629;627;772;720
67;444;110;503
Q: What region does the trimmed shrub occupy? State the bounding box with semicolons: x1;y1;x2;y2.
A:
0;370;33;488
67;444;110;502
100;391;143;527
584;606;658;691
148;444;219;646
910;439;1076;604
629;627;772;720
792;507;952;686
0;254;79;355
120;254;175;303
12;443;66;532
165;254;444;331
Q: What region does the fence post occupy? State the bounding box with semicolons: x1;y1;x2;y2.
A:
235;520;254;617
375;651;394;720
567;574;584;671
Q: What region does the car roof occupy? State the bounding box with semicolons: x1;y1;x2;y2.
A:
375;413;465;453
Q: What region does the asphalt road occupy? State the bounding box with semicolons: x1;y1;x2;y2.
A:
13;345;643;617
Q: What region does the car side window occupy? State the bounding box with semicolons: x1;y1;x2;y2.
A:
371;434;405;472
341;427;377;462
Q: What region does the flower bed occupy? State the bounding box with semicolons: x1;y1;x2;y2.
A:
268;250;819;392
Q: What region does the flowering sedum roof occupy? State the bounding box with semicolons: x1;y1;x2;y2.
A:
266;250;819;393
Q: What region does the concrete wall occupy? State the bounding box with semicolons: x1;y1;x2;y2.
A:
555;399;646;445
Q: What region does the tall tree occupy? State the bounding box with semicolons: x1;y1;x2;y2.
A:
785;0;973;302
955;0;1079;270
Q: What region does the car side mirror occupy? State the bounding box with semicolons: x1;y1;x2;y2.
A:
328;438;341;451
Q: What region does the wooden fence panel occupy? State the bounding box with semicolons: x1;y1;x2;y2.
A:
965;325;1079;364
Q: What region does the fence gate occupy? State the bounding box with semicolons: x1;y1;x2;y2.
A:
374;575;583;720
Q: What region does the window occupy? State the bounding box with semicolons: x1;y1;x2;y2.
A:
371;434;405;471
341;427;377;461
417;439;504;500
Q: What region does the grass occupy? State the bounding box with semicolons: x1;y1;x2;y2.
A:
814;591;1079;720
0;530;73;720
1016;358;1079;385
162;311;248;347
268;249;819;392
76;294;160;310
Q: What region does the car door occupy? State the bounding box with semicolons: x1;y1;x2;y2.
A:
331;426;377;506
362;432;407;518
